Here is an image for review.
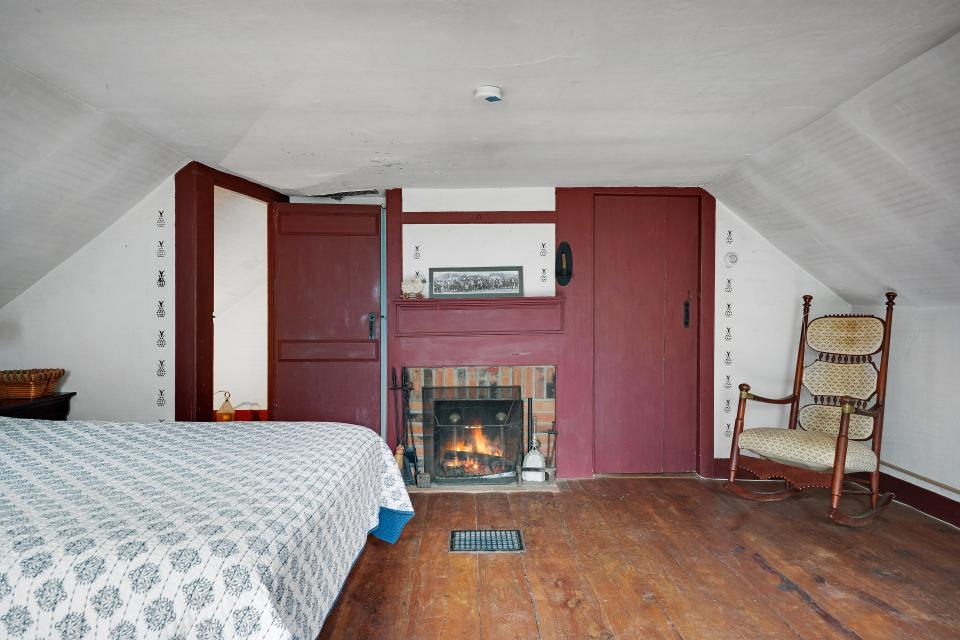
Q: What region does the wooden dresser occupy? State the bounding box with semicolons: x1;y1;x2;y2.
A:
0;392;76;420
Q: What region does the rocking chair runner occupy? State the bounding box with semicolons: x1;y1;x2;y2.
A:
726;292;897;527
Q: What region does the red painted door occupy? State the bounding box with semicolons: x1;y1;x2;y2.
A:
594;195;699;472
270;203;381;431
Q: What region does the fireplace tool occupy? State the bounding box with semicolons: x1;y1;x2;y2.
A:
400;368;430;487
521;397;546;482
544;420;558;482
390;367;416;484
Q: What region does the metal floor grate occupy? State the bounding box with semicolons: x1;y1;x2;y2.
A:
449;529;524;552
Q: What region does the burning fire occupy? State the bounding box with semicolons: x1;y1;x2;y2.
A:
441;424;504;475
447;424;502;457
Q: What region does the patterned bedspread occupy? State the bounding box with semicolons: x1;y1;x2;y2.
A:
0;419;413;639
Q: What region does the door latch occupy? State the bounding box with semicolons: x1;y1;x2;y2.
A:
368;312;378;339
683;292;691;328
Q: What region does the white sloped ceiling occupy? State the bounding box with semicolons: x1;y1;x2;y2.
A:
0;2;958;308
708;33;960;306
0;61;186;308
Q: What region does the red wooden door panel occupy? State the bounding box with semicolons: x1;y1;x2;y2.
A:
662;198;700;471
271;203;381;430
593;195;699;472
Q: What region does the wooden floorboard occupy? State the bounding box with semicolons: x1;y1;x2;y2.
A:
508;491;615;639
475;492;541;640
557;480;679;638
319;478;960;640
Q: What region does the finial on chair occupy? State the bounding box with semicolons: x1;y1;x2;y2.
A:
885;291;897;307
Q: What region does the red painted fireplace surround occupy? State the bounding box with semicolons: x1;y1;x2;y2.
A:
385;187;716;478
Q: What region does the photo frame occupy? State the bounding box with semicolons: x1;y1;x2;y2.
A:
429;266;524;299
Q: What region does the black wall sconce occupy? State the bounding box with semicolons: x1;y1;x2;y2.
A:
556;242;573;286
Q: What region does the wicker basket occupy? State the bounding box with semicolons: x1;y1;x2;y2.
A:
0;368;65;399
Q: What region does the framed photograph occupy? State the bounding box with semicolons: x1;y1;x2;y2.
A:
429;266;524;299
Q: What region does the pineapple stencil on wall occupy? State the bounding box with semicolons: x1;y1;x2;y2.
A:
539;242;548;257
413;245;421;260
725;303;733;318
725;229;733;244
540;267;548;283
154;202;171;421
724;375;732;389
724;278;733;293
724;351;733;366
724;399;732;414
724;423;732;438
725;327;732;341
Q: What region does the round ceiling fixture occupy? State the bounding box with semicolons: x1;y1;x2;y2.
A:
474;85;503;102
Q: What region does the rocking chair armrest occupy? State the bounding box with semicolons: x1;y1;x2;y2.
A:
853;403;883;418
747;393;797;405
737;385;796;405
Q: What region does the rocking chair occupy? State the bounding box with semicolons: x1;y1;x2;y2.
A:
725;292;897;527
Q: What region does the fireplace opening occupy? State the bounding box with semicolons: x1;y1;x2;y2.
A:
422;385;523;484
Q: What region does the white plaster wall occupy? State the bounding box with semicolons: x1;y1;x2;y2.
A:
714;200;849;457
403;188;555;212
0;177;175;421
850;304;960;500
402;224;556;297
213;187;268;410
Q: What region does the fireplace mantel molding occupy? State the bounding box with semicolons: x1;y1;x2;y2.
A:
392;296;564;338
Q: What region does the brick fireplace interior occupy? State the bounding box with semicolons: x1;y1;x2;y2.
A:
423;384;523;484
406;365;557;483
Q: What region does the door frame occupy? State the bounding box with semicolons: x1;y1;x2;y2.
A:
555;187;715;477
174;161;288;421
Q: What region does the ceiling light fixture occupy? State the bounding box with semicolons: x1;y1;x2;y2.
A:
474;85;503;102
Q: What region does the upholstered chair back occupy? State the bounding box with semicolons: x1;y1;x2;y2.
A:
799;315;885;440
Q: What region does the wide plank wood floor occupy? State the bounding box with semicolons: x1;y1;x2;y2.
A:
319;478;960;639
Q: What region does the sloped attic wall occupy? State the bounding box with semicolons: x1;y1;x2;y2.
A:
0;60;185;308
710;34;959;499
708;33;960;306
0;177;175;422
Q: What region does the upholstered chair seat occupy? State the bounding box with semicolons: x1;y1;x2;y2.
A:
737;427;877;473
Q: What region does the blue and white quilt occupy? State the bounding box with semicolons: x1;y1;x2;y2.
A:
0;418;413;639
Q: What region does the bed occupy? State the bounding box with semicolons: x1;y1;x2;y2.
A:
0;418;413;639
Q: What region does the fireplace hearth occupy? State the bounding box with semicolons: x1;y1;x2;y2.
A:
422;385;523;485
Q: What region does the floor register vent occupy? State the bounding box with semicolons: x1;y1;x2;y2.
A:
449;529;524;552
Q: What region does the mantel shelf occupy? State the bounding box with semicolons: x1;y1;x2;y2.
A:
392;296;565;337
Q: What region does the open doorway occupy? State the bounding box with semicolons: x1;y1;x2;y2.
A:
213;187;269;419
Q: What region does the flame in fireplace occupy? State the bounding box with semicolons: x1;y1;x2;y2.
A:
447;423;502;457
440;423;506;475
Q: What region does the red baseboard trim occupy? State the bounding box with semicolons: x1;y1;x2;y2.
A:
711;458;959;527
877;472;959;528
711;458;754;480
